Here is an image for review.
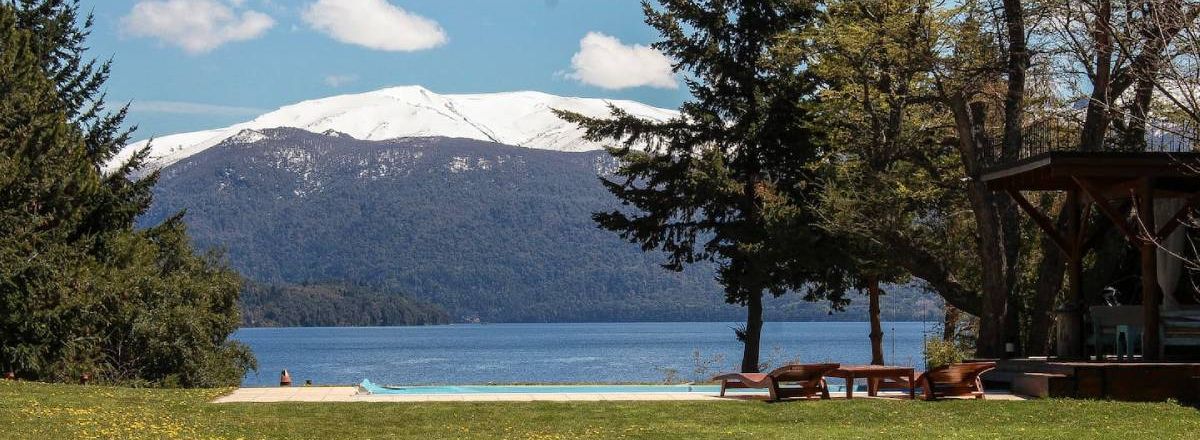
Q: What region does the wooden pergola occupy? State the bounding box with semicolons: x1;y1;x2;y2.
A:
982;151;1200;360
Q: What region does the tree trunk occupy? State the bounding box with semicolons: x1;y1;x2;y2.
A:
975;235;1009;358
947;98;1009;358
1003;291;1023;357
1028;230;1067;356
1001;0;1028;162
971;183;1010;359
944;305;962;342
999;0;1028;359
740;291;764;372
1124;77;1156;149
1082;0;1113;153
736;171;767;373
868;278;885;365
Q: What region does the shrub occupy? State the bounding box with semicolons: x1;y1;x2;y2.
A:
923;336;972;369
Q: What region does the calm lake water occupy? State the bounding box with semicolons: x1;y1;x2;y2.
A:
233;322;932;386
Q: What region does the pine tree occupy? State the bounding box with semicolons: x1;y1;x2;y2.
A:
0;0;98;378
0;0;253;386
559;0;852;372
13;0;155;234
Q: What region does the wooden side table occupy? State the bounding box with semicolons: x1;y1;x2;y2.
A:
827;365;916;399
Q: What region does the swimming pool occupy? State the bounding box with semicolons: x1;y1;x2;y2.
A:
358;379;849;395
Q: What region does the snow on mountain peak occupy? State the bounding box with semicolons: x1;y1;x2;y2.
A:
228;129;269;144
109;86;678;172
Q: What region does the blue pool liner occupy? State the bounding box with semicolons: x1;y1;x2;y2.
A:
358;379;851;395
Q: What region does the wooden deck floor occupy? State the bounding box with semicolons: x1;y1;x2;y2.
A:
993;358;1200;401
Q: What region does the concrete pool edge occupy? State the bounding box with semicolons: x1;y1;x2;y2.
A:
214;386;750;402
212;387;1028;403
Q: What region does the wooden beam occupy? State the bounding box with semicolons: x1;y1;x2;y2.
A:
1154;193;1200;241
1073;177;1141;244
1061;190;1085;359
1076;199;1093;252
1138;178;1162;361
1006;189;1071;254
1095;179;1140;201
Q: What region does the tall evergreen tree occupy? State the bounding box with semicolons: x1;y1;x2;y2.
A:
560;0;851;372
12;0;154;231
0;0;253;386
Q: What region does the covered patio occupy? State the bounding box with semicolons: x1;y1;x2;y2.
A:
981;149;1200;400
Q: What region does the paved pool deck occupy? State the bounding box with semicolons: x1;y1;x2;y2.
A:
212;387;1027;403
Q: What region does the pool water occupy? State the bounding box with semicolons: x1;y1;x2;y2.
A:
358;379;850;395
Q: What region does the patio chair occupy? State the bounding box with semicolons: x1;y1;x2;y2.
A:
916;362;995;400
712;363;839;401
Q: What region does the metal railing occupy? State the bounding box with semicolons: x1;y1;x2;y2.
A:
980;116;1200;168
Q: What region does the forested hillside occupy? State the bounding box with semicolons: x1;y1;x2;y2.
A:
142;129;941;323
239;283;449;327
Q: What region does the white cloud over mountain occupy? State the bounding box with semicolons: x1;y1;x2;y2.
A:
567;32;676;90
121;0;275;54
302;0;447;52
324;74;360;88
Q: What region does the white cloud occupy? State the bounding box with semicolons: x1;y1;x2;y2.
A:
121;0;275;54
324;74;360;88
129;101;266;116
566;32;677;90
302;0;447;52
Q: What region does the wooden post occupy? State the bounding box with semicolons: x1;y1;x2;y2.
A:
868;278;884;365
1139;178;1162;360
1059;190;1085;359
1063;252;1085;359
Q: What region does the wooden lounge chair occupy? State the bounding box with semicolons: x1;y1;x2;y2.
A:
712;363;839;401
916;362;995;400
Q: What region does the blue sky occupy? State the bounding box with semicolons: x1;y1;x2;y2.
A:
81;1;689;140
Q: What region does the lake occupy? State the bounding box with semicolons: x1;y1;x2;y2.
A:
233;321;933;386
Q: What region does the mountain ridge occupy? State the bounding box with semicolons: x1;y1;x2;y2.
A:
111;86;677;173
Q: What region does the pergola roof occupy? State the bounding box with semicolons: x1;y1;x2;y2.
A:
981;151;1200;196
981;150;1200;361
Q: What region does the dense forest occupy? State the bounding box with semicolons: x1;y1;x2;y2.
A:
142;129;941;323
239;283;449;327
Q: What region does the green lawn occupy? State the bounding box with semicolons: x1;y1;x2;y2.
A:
1;381;1198;439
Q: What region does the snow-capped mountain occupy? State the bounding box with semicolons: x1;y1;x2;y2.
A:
111;86;677;172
